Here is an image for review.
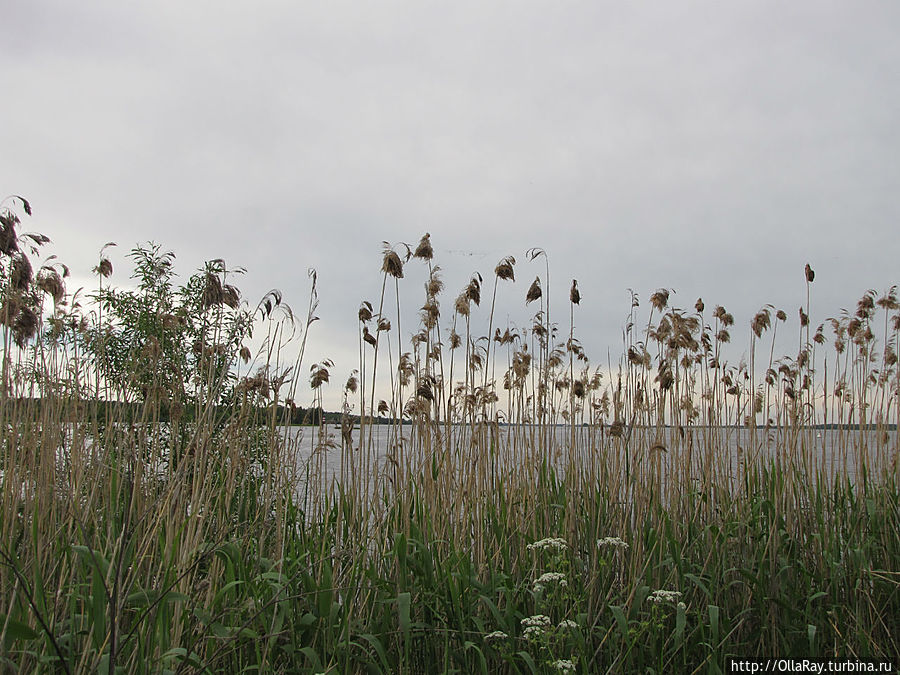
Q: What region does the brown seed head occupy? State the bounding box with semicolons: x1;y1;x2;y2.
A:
494;256;515;281
0;213;19;255
526;277;542;304
358;301;373;323
37;268;65;303
381;247;404;279
10;253;32;290
650;289;669;311
413;233;433;261
465;274;481;305
570;279;580;305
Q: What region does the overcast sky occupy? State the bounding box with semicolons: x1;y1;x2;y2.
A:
3;1;899;409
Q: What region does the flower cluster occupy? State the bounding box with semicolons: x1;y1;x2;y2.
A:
550;659;577;672
533;571;568;593
527;537;568;552
596;537;629;549
557;619;578;630
521;614;551;638
647;589;682;604
484;630;509;641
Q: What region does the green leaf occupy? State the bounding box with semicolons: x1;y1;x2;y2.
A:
610;605;628;638
515;650;538;674
675;601;687;642
397;592;411;642
0;613;39;641
707;604;720;645
685;573;710;598
356;633;390;672
299;646;324;671
463;641;487;673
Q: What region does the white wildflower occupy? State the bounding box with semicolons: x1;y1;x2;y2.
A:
534;572;568;590
521;614;552;628
647;589;682;604
596;537;629;549
557;619;578;630
484;630;508;641
524;625;546;639
677;601;687;610
526;537;568;552
551;659;577;672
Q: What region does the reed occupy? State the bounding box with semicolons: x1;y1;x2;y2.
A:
0;201;897;673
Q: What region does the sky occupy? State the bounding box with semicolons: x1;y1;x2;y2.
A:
2;1;899;410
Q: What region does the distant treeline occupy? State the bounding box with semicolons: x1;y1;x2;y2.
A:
3;397;398;427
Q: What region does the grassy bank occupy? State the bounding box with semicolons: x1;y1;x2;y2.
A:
0;202;897;673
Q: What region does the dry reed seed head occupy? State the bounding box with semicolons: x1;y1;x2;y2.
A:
202;272;224;309
716;328;730;343
0;213;19;255
805;263;815;283
377;317;391;332
813;325;826;344
650;289;671;312
222;284;241;309
526;277;542;304
570;279;580;305
876;286;898;310
799;307;809;327
656;361;674;391
465;274;482;305
494;256;515;281
381;248;405;279
398;352;414;385
11;304;38;347
695;297;704;313
572;379;585;398
856;291;876;319
377;400;389;416
751;309;771;338
358;301;373;323
239;345;252;363
362;326;377;346
776;309;787;322
36;268;65;303
345;373;359;393
426;268;444;298
310;362;331;388
10;253;33;290
415;380;433;401
413;233;433;261
96;257;113;278
454;293;470;317
420;299;440;327
449;330;461;349
16;195;32;216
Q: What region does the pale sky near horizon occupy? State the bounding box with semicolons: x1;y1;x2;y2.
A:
3;1;899;409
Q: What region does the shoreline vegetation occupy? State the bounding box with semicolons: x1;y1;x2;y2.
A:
1;198;897;673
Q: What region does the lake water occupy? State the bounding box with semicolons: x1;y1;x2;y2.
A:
286;423;898;493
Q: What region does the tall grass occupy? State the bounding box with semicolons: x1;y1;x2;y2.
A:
0;200;897;673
